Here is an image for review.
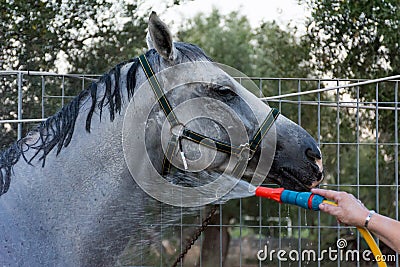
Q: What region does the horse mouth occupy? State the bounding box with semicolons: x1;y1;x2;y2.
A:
267;167;319;192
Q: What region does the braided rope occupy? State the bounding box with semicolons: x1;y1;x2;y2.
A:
171;205;218;267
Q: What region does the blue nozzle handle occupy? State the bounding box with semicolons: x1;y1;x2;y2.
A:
280;190;325;211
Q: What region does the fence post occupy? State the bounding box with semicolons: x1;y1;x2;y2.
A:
17;72;23;140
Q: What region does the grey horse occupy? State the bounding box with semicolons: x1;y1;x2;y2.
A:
0;12;323;266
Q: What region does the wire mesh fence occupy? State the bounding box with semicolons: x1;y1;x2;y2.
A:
0;71;398;266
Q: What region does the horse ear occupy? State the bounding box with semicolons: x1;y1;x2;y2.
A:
147;11;176;61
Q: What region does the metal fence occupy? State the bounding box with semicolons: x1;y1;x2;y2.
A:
0;71;99;140
0;71;399;266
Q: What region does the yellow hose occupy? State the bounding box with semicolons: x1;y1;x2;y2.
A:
323;200;387;267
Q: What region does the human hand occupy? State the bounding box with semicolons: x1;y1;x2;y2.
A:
311;188;370;227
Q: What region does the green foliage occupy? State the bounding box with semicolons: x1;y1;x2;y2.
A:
0;0;173;149
303;0;400;79
303;0;399;152
253;22;310;78
0;0;148;73
177;9;255;75
177;9;310;79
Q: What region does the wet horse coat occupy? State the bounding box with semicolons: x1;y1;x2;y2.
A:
0;13;323;266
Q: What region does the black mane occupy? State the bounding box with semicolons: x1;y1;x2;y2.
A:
0;42;210;195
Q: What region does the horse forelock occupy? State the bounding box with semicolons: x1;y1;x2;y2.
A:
0;42;210;196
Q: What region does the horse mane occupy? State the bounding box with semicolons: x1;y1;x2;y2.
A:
0;42;211;195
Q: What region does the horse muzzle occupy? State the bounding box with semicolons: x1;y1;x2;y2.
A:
266;114;324;191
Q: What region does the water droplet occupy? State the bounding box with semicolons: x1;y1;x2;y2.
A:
304;210;308;226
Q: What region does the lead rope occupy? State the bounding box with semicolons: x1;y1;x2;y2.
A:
171;205;218;267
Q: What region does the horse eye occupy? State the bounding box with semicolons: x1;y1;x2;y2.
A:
216;86;235;96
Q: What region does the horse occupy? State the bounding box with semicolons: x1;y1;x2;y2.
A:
0;12;323;266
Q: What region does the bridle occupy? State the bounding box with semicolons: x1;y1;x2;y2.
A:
138;54;279;178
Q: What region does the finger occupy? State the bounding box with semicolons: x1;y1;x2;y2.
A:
312;188;339;200
319;203;340;216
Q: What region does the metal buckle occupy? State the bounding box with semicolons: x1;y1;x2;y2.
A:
170;123;185;137
169;123;189;170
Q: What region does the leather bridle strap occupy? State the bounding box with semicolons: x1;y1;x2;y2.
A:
138;54;180;127
181;108;280;157
138;54;279;176
249;108;280;152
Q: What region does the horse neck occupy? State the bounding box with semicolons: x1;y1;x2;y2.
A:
17;93;129;189
10;59;143;193
0;86;149;263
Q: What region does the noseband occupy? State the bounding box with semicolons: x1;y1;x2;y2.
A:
138;54;279;178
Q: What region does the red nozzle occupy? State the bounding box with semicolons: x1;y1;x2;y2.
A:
255;187;285;203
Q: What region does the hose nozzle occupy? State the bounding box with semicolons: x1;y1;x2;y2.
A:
255;187;325;211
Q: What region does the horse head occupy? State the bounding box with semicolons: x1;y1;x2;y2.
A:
124;12;324;207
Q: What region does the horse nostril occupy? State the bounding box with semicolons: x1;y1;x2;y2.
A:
305;148;322;160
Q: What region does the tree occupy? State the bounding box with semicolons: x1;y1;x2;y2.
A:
0;0;148;73
253;21;310;78
177;9;255;75
303;0;400;79
303;0;399;146
0;0;189;149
